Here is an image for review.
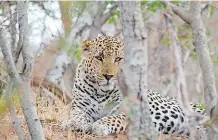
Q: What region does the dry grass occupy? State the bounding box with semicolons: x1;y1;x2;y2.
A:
0;87;188;140
0;88;128;140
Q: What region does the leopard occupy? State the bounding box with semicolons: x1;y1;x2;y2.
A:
147;90;205;137
61;36;128;135
61;36;206;137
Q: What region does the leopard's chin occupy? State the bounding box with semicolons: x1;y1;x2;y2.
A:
98;81;116;91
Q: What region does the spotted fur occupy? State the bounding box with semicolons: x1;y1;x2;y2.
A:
148;90;205;137
61;36;205;137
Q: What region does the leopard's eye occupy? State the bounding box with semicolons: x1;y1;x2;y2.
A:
115;57;122;62
95;56;103;61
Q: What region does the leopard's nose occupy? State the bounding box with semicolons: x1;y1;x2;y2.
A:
103;74;113;81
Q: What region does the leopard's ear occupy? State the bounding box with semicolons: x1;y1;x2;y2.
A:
81;40;90;57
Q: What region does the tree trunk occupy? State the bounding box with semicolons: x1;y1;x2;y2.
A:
162;1;218;139
17;2;45;140
119;1;157;140
189;2;218;139
189;1;217;116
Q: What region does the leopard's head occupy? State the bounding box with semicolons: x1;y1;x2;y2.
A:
81;36;124;90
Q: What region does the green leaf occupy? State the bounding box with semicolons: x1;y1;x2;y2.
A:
67;42;83;62
213;56;218;64
57;38;67;51
195;104;206;110
108;16;116;24
207;30;211;37
105;0;115;5
147;1;164;14
141;0;148;5
74;49;82;62
206;120;213;126
190;50;198;60
162;35;170;48
71;1;87;20
210;6;215;16
107;8;120;24
0;98;8;117
171;1;180;5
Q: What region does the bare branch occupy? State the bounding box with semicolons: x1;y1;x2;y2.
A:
202;1;218;9
162;1;191;24
164;13;191;114
88;2;118;39
9;2;18;54
97;3;118;26
14;8;24;64
31;2;59;20
0;30;20;81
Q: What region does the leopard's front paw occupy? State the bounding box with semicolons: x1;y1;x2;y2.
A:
92;122;111;136
60;120;71;131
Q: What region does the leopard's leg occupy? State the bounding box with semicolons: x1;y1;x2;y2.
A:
61;108;93;133
91;112;128;136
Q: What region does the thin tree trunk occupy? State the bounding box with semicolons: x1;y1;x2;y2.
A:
0;29;26;140
119;1;157;140
165;13;191;114
189;2;218;139
17;2;45;139
9;2;18;56
162;1;218;139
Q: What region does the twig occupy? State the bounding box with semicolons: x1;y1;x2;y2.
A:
31;77;72;104
201;1;218;9
162;74;175;96
41;88;64;105
161;1;191;24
